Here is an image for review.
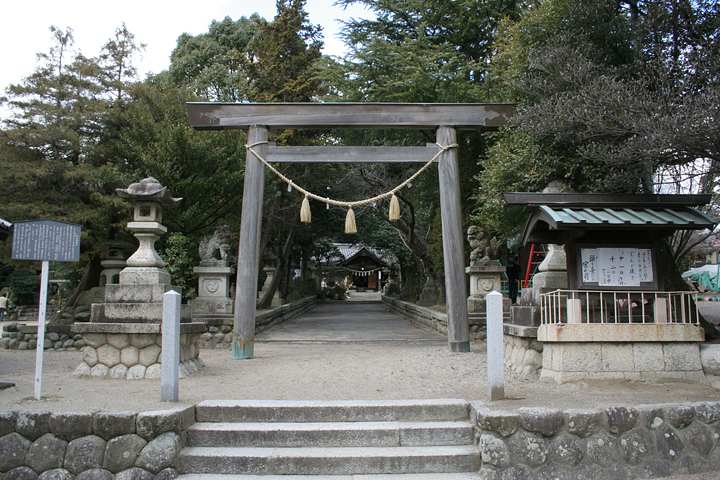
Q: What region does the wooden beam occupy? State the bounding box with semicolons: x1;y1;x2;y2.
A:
437;126;470;353
186;102;514;130
265;145;441;163
232;126;267;360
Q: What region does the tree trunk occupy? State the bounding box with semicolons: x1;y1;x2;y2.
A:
258;225;295;309
48;254;103;324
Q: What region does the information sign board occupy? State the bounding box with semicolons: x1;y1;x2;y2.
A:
11;220;81;262
581;247;653;287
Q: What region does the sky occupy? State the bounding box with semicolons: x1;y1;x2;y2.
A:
0;0;371;99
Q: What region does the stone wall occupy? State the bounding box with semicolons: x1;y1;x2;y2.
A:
472;401;720;479
382;296;448;334
0;407;193;480
504;334;543;376
1;325;82;352
382;296;486;339
198;296;317;348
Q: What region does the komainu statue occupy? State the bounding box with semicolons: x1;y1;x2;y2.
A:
199;226;232;266
467;225;498;264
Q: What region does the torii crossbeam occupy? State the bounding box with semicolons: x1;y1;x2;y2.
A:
186;102;514;358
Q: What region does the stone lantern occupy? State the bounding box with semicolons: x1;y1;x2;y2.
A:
116;177;181;285
73;177;204;380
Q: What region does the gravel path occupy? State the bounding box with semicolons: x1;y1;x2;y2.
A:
0;302;718;413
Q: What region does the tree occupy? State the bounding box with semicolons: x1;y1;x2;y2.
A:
474;0;720;256
166;0;331;306
247;0;324;103
0;25;149;320
99;23;146;101
1;26;107;164
169;16;261;102
316;0;521;301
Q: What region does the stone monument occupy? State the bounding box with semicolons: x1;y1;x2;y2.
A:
417;277;439;306
192;226;236;322
73;177;204;380
465;225;508;313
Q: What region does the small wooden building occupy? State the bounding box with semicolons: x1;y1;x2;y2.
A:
504;193;716;382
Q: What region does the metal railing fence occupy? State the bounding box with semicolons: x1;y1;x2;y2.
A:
540;290;698;326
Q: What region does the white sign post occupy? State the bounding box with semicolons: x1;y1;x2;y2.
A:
161;290;182;402
34;261;50;400
486;290;504;401
11;220;81;401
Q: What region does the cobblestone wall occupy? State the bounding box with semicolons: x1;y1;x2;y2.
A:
503;335;543;376
1;326;82;352
0;407;194;480
472;401;720;479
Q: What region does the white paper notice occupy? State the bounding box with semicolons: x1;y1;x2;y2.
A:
581;249;598;283
580;247;653;287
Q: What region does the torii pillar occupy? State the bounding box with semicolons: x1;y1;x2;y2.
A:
185;102;514;358
437;125;470;352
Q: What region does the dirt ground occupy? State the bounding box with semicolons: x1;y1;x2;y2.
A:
1;313;719;414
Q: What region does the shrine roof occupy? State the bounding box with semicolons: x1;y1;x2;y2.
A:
502;193;717;245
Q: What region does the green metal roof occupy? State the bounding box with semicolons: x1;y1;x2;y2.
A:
501;193;717;245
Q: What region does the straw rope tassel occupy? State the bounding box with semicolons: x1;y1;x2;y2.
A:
389;194;401;221
300;195;311;223
345;207;357;234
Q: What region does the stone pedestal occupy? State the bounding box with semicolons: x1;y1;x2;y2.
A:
466;261;510;313
192;264;235;317
72;323;205;379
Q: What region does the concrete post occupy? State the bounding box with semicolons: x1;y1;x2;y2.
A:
437;125;470;353
486;290;505;401
233;125;268;359
161;290;181;402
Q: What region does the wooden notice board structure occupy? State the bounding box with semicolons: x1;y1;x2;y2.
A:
186;103;514;358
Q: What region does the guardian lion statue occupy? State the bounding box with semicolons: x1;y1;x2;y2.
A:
199;226;232;266
467;225;498;264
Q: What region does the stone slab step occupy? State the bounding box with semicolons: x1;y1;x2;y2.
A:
188;421;472;448
178;474;482;480
195;399;470;423
179;445;481;475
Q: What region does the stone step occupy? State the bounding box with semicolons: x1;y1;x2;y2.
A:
178;445;481;476
187;421;472;448
195;399;470;423
178;473;482;479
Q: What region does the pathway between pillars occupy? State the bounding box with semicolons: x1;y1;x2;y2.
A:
256;301;447;344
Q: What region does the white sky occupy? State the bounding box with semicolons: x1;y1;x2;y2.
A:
0;0;370;98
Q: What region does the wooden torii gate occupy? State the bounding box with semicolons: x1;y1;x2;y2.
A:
186;103;514;359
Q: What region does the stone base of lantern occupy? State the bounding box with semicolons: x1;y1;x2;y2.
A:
90;283;193;323
71;322;205;380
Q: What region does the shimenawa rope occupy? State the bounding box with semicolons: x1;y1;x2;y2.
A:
245;141;458;233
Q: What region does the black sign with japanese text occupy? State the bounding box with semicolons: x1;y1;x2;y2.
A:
11;220;81;262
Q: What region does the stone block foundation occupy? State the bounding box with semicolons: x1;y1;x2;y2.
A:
504;334;543;375
71;324;205;380
541;342;705;383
